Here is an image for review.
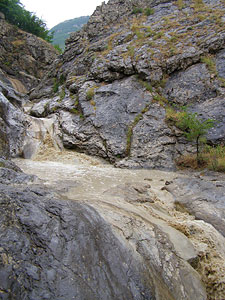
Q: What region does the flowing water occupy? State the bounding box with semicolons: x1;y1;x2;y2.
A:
14;149;177;206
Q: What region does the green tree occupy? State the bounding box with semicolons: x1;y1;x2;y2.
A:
0;0;53;42
177;110;215;165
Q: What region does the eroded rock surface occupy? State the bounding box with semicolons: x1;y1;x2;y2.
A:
0;186;155;300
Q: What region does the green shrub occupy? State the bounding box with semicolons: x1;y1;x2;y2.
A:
59;88;66;101
153;94;168;105
177;145;225;172
153;31;164;40
126;127;133;156
90;99;96;106
139;80;153;92
126;113;144;156
177;109;215;165
201;55;217;73
193;0;204;10
203;145;225;172
59;74;66;85
165;107;184;123
53;75;66;94
70;108;79;115
219;77;225;87
132;7;143;14
127;45;135;58
145;8;154;16
177;0;184;9
54;44;63;54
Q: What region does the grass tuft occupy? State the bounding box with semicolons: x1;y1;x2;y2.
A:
86;86;97;100
201;55;217;74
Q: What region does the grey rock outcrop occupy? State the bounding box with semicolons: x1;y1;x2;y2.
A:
0;16;59;158
0;90;26;157
2;152;225;300
29;0;225;168
0;1;224;297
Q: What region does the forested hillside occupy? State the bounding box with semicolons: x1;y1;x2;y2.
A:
0;0;53;42
50;16;89;50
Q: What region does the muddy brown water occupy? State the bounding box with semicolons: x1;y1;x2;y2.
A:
14;150;177;204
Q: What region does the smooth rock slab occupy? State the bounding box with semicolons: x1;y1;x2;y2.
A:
0;184;155;300
165;175;225;237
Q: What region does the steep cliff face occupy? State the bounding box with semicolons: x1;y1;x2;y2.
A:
0;16;58;93
0;17;58;158
30;0;225;169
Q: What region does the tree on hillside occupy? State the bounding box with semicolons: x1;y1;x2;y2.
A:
0;0;53;42
177;110;215;165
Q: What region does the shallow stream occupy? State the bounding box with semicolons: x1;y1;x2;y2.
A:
14;150;177;205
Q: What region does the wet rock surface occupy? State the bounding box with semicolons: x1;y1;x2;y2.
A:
0;184;155;300
165;174;225;237
0;154;222;300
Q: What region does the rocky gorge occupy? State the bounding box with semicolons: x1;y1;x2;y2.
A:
0;0;225;299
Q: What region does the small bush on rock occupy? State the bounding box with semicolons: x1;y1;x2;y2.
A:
145;8;154;16
132;7;143;14
177;109;215;166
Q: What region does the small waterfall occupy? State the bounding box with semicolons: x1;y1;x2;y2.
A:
22;115;63;159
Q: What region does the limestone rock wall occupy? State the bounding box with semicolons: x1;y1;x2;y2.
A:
29;0;225;169
0;19;58;158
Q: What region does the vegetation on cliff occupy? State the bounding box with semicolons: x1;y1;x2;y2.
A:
0;0;53;42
